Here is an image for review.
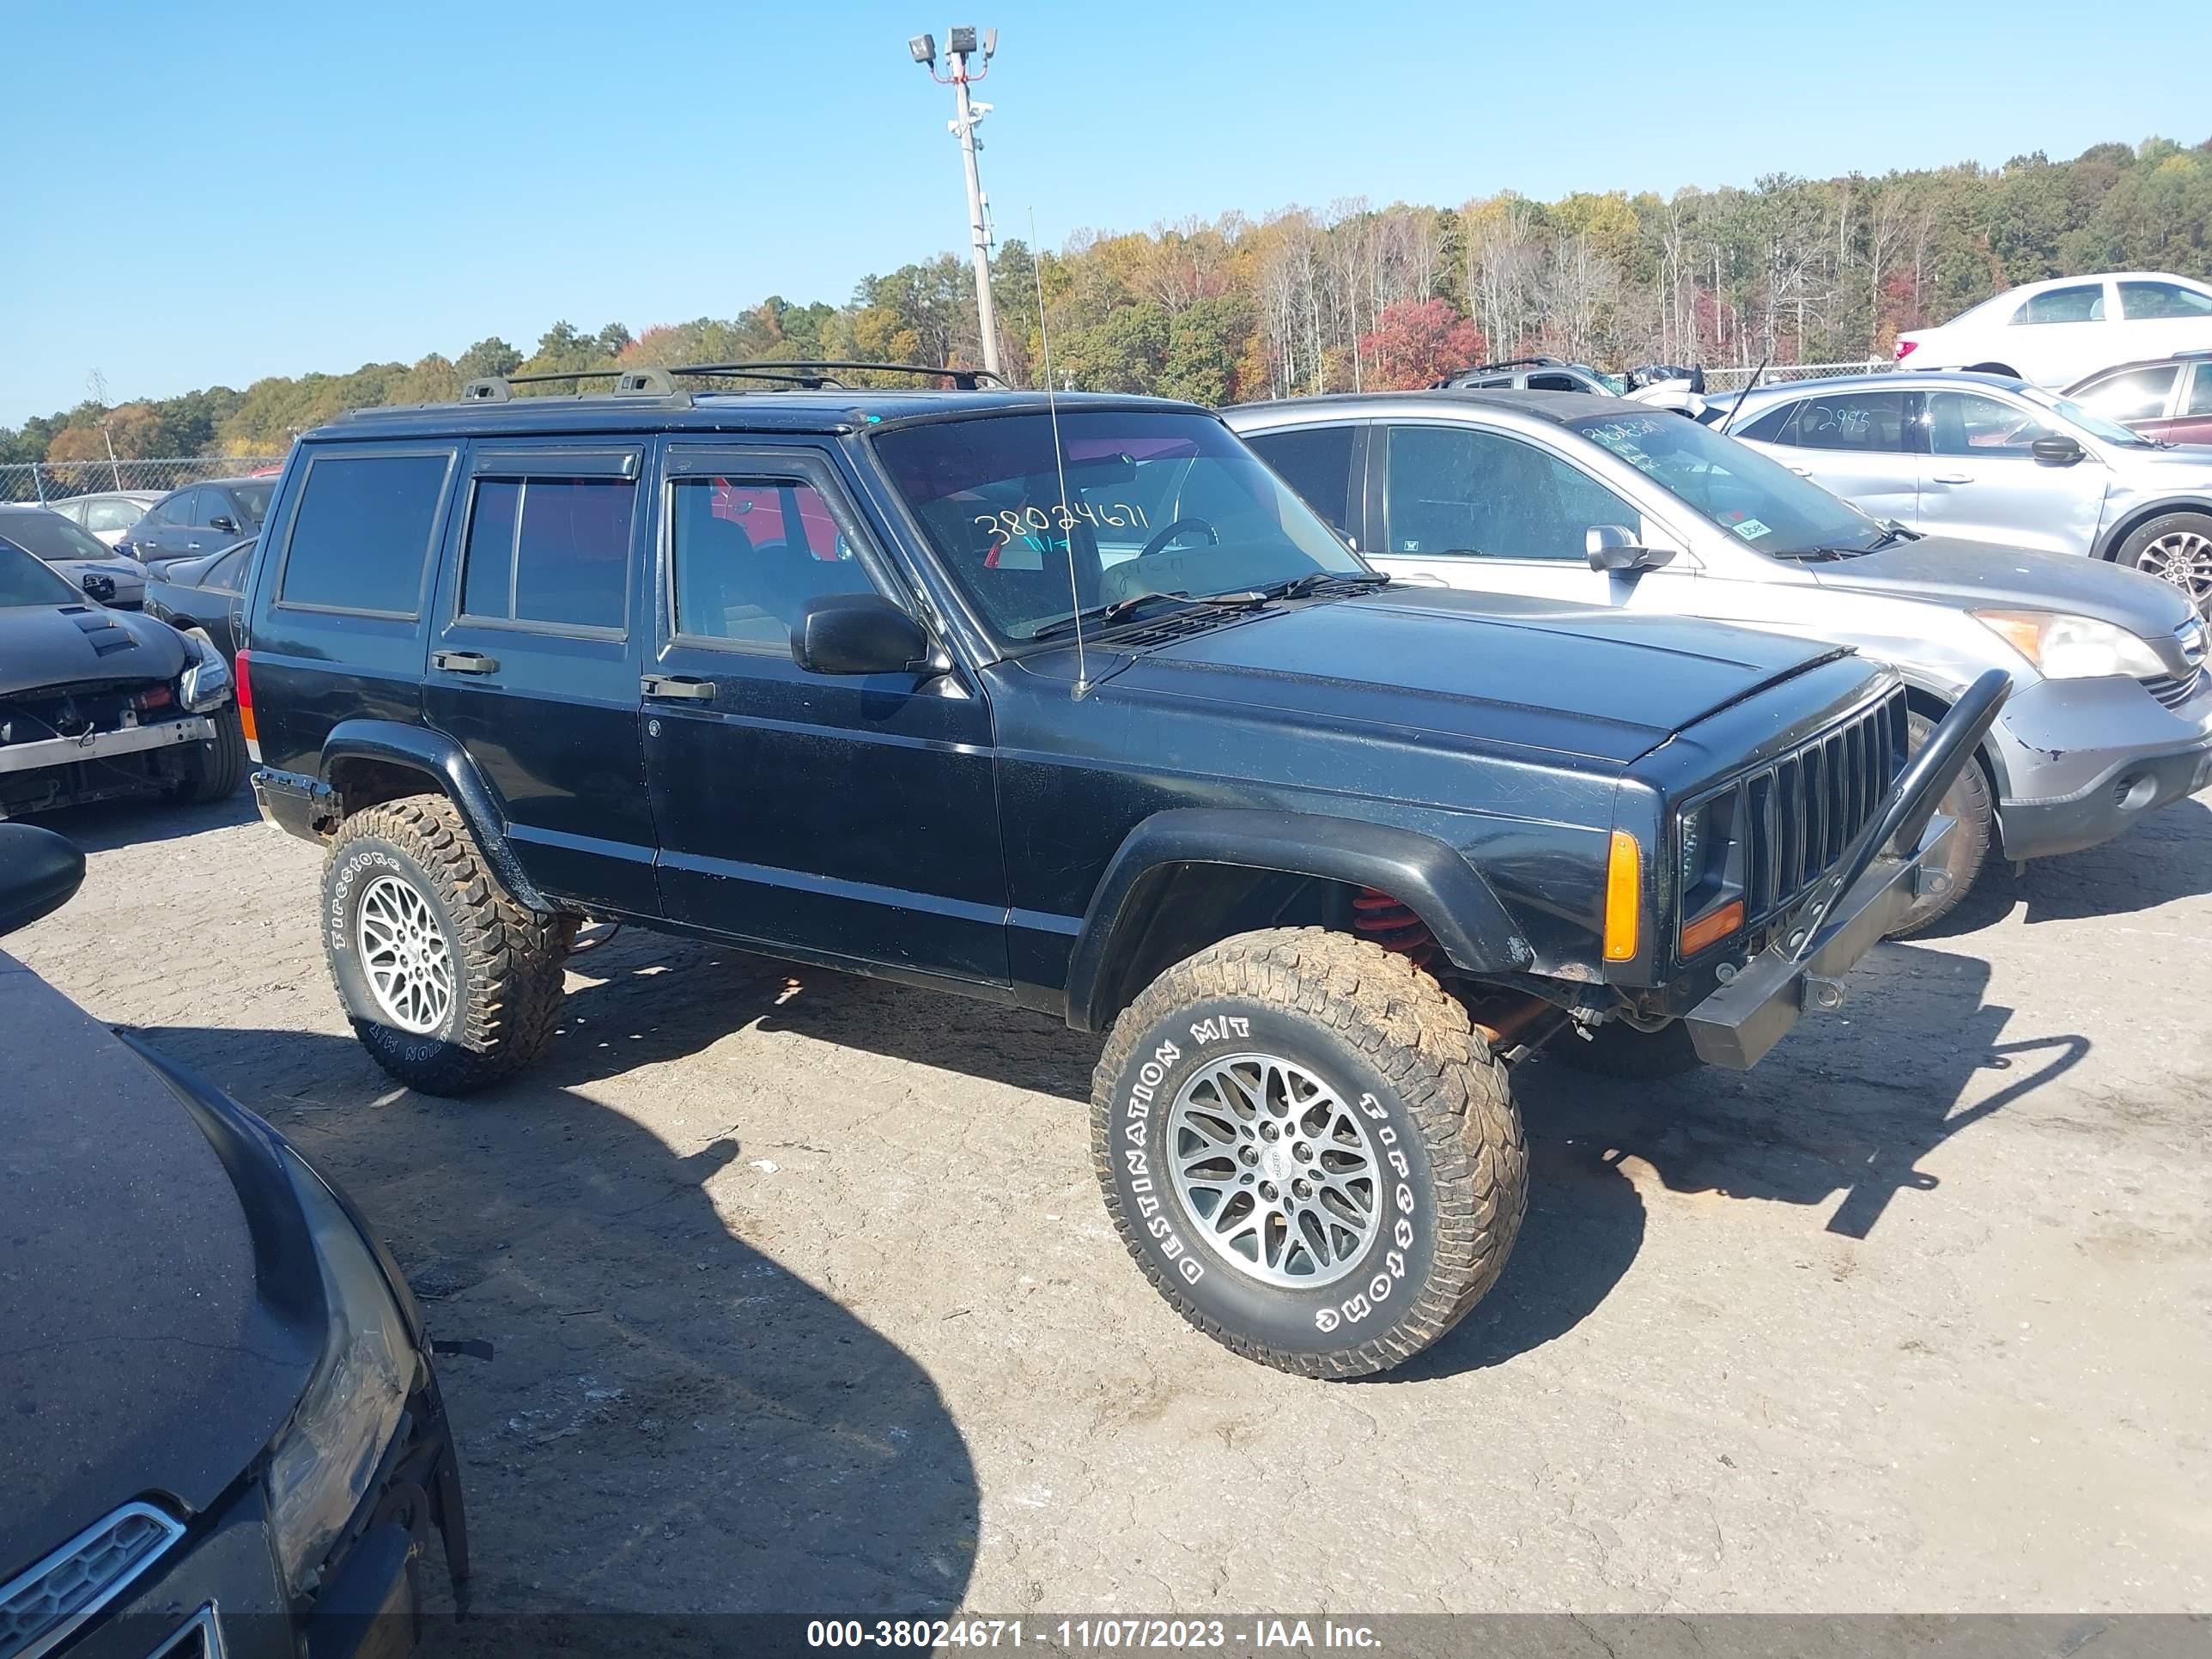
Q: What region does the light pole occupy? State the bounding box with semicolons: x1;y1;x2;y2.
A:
908;26;1002;380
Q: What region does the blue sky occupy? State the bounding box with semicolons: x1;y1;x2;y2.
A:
4;0;2209;427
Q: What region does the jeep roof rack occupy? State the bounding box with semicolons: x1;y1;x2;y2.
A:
457;360;1006;404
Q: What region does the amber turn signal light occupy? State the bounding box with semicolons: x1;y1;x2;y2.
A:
1680;898;1747;957
1603;831;1641;963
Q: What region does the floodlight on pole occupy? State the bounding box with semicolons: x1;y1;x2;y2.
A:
910;23;1003;380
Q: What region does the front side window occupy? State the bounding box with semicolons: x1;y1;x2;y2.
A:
1383;425;1637;561
1571;410;1884;558
0;544;89;605
1783;391;1911;453
459;476;634;631
670;474;878;649
873;410;1362;641
1926;392;2054;457
1243;425;1357;541
232;481;275;526
2014;284;2106;325
279;451;453;615
2118;281;2212;321
2074;365;2179;422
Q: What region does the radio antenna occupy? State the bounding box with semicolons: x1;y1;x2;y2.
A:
1030;208;1089;699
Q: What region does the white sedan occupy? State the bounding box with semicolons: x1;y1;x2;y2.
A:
1894;271;2212;388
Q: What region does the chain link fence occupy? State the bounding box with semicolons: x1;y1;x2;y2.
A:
0;454;289;507
1698;359;1888;393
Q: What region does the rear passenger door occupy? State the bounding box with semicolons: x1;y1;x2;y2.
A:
641;441;1007;985
1732;389;1921;526
422;442;659;915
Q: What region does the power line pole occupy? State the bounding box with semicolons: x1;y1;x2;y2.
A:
909;26;1002;380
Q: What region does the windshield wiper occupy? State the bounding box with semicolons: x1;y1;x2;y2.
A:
1255;570;1394;601
1027;589;1200;641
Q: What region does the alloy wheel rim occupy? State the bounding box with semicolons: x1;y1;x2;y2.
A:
2136;530;2212;611
356;873;455;1034
1167;1053;1383;1289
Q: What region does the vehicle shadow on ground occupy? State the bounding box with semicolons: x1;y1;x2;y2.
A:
26;786;257;853
1914;796;2212;937
125;1019;980;1638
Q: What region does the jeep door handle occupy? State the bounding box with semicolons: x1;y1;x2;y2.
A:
641;674;716;702
1929;473;1972;485
432;649;501;674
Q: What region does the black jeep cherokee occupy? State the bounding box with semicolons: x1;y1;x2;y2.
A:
235;365;2001;1377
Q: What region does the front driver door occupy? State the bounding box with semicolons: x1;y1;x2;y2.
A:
1367;420;1682;609
641;441;1008;986
1916;389;2106;556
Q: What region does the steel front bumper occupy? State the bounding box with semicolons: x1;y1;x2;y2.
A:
0;715;216;776
1683;813;1956;1069
1680;668;2012;1072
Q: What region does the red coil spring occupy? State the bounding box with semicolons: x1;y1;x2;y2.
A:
1352;887;1437;966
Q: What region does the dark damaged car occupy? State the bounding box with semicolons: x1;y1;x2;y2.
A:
0;823;466;1659
0;543;246;819
236;374;2003;1376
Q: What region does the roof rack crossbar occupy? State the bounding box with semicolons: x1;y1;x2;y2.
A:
451;358;1006;407
670;359;1006;392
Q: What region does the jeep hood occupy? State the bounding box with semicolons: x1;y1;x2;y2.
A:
0;602;186;698
0;953;315;1585
1806;535;2197;641
1037;587;1852;765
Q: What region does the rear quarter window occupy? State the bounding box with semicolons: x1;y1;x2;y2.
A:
277;449;455;616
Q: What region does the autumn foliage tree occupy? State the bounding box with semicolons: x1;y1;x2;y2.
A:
1361;300;1486;390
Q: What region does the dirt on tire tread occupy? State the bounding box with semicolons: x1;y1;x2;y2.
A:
1091;927;1527;1379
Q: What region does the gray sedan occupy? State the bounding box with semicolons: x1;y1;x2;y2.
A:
1226;389;2212;933
1717;369;2212;614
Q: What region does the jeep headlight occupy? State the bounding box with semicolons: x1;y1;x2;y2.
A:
177;633;234;713
264;1145;412;1597
1971;610;2166;679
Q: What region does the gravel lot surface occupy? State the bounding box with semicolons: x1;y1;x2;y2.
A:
11;789;2211;1620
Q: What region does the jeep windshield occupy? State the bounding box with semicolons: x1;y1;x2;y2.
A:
1571;410;1894;559
873;410;1370;641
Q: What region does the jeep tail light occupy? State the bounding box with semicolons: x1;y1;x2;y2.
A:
1893;338;1918;362
234;648;258;751
1602;831;1642;963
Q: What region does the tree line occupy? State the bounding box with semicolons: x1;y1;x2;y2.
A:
9;134;2209;466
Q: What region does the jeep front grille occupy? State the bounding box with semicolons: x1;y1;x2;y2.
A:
1739;689;1910;926
0;1501;186;1659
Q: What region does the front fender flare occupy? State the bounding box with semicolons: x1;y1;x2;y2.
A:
1064;807;1531;1033
319;720;550;912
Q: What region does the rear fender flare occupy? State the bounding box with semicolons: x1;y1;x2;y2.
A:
319;720;549;911
1064;807;1530;1033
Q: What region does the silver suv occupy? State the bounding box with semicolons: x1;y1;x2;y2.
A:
1717;370;2212;614
1225;390;2212;933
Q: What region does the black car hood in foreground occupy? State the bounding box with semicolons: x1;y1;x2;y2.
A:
0;950;315;1583
1808;533;2199;639
0;602;188;699
1056;586;1850;765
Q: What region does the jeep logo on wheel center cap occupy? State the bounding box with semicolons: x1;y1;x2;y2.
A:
1259;1139;1297;1186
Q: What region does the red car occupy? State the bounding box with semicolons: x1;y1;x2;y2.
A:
2065;351;2212;444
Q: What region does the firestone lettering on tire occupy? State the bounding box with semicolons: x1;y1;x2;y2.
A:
1313;1090;1415;1334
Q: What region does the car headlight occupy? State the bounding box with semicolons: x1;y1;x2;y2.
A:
1676;785;1748;956
1971;610;2166;679
264;1144;413;1598
177;633;234;713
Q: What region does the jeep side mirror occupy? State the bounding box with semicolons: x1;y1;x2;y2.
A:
1586;524;1676;573
2030;434;2085;466
0;824;85;938
791;592;932;676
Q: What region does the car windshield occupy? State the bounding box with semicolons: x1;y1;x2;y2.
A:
2018;387;2158;448
231;480;276;524
0;542;90;605
0;510;112;563
1570;410;1888;558
873;409;1366;641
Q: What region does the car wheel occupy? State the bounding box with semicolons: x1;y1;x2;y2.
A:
322;793;572;1095
1091;927;1527;1378
2115;512;2212;617
1544;1017;1704;1079
1886;710;1994;939
174;702;248;804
